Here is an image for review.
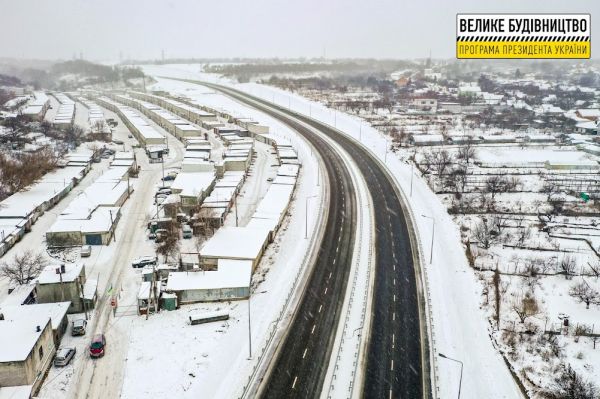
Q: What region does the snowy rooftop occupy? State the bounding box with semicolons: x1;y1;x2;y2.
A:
200;227;270;261
0;302;70;330
37;263;83;284
166;259;252;291
171;171;215;197
0;385;33;399
0;318;51;362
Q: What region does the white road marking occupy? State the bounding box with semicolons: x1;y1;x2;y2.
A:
292;376;298;389
303;348;308;359
324;287;328;295
390;360;394;371
311;324;316;334
318;305;323;313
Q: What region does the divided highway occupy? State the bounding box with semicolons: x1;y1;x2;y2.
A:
171;79;429;399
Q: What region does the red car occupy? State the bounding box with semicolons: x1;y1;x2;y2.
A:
89;334;106;358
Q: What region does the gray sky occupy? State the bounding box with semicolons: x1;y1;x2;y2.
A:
1;0;598;61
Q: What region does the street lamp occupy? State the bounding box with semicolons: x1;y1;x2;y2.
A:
438;353;463;399
422;214;435;264
305;195;317;239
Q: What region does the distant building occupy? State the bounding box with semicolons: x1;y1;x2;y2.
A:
410;98;437;112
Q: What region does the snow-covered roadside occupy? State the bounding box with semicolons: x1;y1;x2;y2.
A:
138;64;522;397
233;83;524;398
117;73;325;399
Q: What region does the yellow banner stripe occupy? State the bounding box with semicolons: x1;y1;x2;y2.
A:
457;41;590;59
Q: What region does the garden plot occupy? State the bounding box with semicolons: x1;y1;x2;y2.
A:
407;141;600;397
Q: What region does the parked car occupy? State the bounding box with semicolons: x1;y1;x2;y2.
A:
54;347;76;367
80;245;92;257
89;334;106;358
148;231;157;241
72;318;87;336
131;256;157;268
157;188;172;196
182;224;193;239
155;229;169;243
161;174;176;181
128;134;133;138
267;177;274;182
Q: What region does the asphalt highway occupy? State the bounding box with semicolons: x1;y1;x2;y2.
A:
175;80;427;399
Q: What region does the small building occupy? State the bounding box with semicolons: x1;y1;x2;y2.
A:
166;259;252;303
408;134;445;146
0;302;70;346
200;226;270;270
0;318;55;394
36;264;87;314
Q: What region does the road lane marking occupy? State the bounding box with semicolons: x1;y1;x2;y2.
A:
393;294;396;302
328;272;332;279
311;324;316;334
303;348;308;359
318;305;322;313
393;312;395;321
292;376;298;389
324;287;328;295
391;360;394;371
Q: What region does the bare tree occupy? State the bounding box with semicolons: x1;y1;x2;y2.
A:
430;149;453;178
512;292;540;323
473;217;495;249
559;255;577;279
485;175;509;200
456;138;477;164
569;281;599;309
0;251;48;285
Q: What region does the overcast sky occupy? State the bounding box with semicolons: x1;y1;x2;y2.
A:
1;0;598;61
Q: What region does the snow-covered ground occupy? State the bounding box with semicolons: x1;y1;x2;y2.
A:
136;64;525;398
83;71;327;399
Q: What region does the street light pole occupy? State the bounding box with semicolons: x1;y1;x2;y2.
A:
247;292;252;359
439;353;463;399
305;195;317;239
410;162;414;197
422;214;435;264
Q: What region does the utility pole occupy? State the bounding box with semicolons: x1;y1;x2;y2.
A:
234;195;239;227
305;195;317;239
422;214;435;264
247;292;252;359
109;210;116;242
78;277;89;320
58;265;65;302
359;120;362;141
410;162;414;197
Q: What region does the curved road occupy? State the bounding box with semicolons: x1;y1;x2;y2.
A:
170;79;429;399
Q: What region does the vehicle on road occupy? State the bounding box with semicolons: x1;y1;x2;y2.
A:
148;231;157;240
71;318;87;336
155;194;168;204
128;134;133;138
112;139;124;145
131;256;157;268
54;347;76;367
80;245;92;257
89;334;106;358
161;174;176;181
267;177;274;182
155;229;169;243
182;224;193;239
